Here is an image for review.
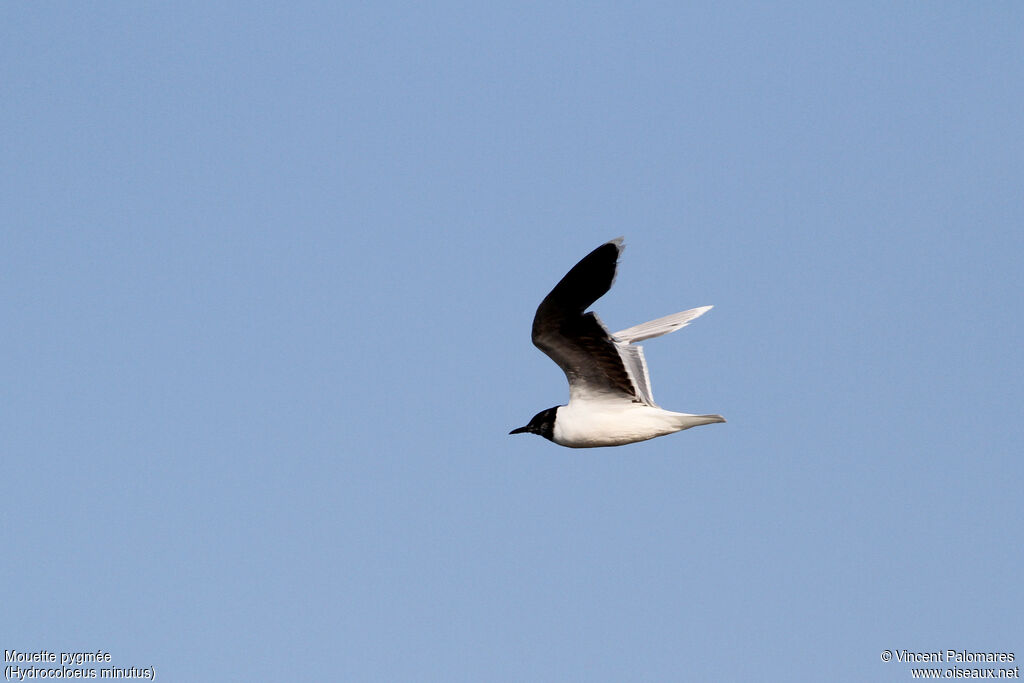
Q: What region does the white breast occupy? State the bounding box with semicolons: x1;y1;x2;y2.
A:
552;401;691;448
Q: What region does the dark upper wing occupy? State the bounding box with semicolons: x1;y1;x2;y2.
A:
530;238;640;402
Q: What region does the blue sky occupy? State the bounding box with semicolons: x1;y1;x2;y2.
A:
2;2;1022;681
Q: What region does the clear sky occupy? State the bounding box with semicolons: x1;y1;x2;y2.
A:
2;2;1022;681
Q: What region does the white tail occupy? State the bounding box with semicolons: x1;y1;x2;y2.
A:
676;413;727;430
613;306;713;344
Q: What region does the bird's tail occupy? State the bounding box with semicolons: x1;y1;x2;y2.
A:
613;306;713;344
675;413;727;430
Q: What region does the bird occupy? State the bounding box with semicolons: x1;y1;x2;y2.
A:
510;237;725;448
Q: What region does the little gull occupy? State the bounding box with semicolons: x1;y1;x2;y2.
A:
510;238;725;447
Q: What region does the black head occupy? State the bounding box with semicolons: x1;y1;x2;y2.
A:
509;407;558;442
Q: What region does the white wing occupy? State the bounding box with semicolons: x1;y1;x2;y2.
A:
615;342;656;406
613;306;713;343
612;306;714;407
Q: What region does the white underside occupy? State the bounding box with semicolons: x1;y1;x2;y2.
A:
552;400;725;448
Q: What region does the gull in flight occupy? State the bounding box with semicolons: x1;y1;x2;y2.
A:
510;238;725;447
